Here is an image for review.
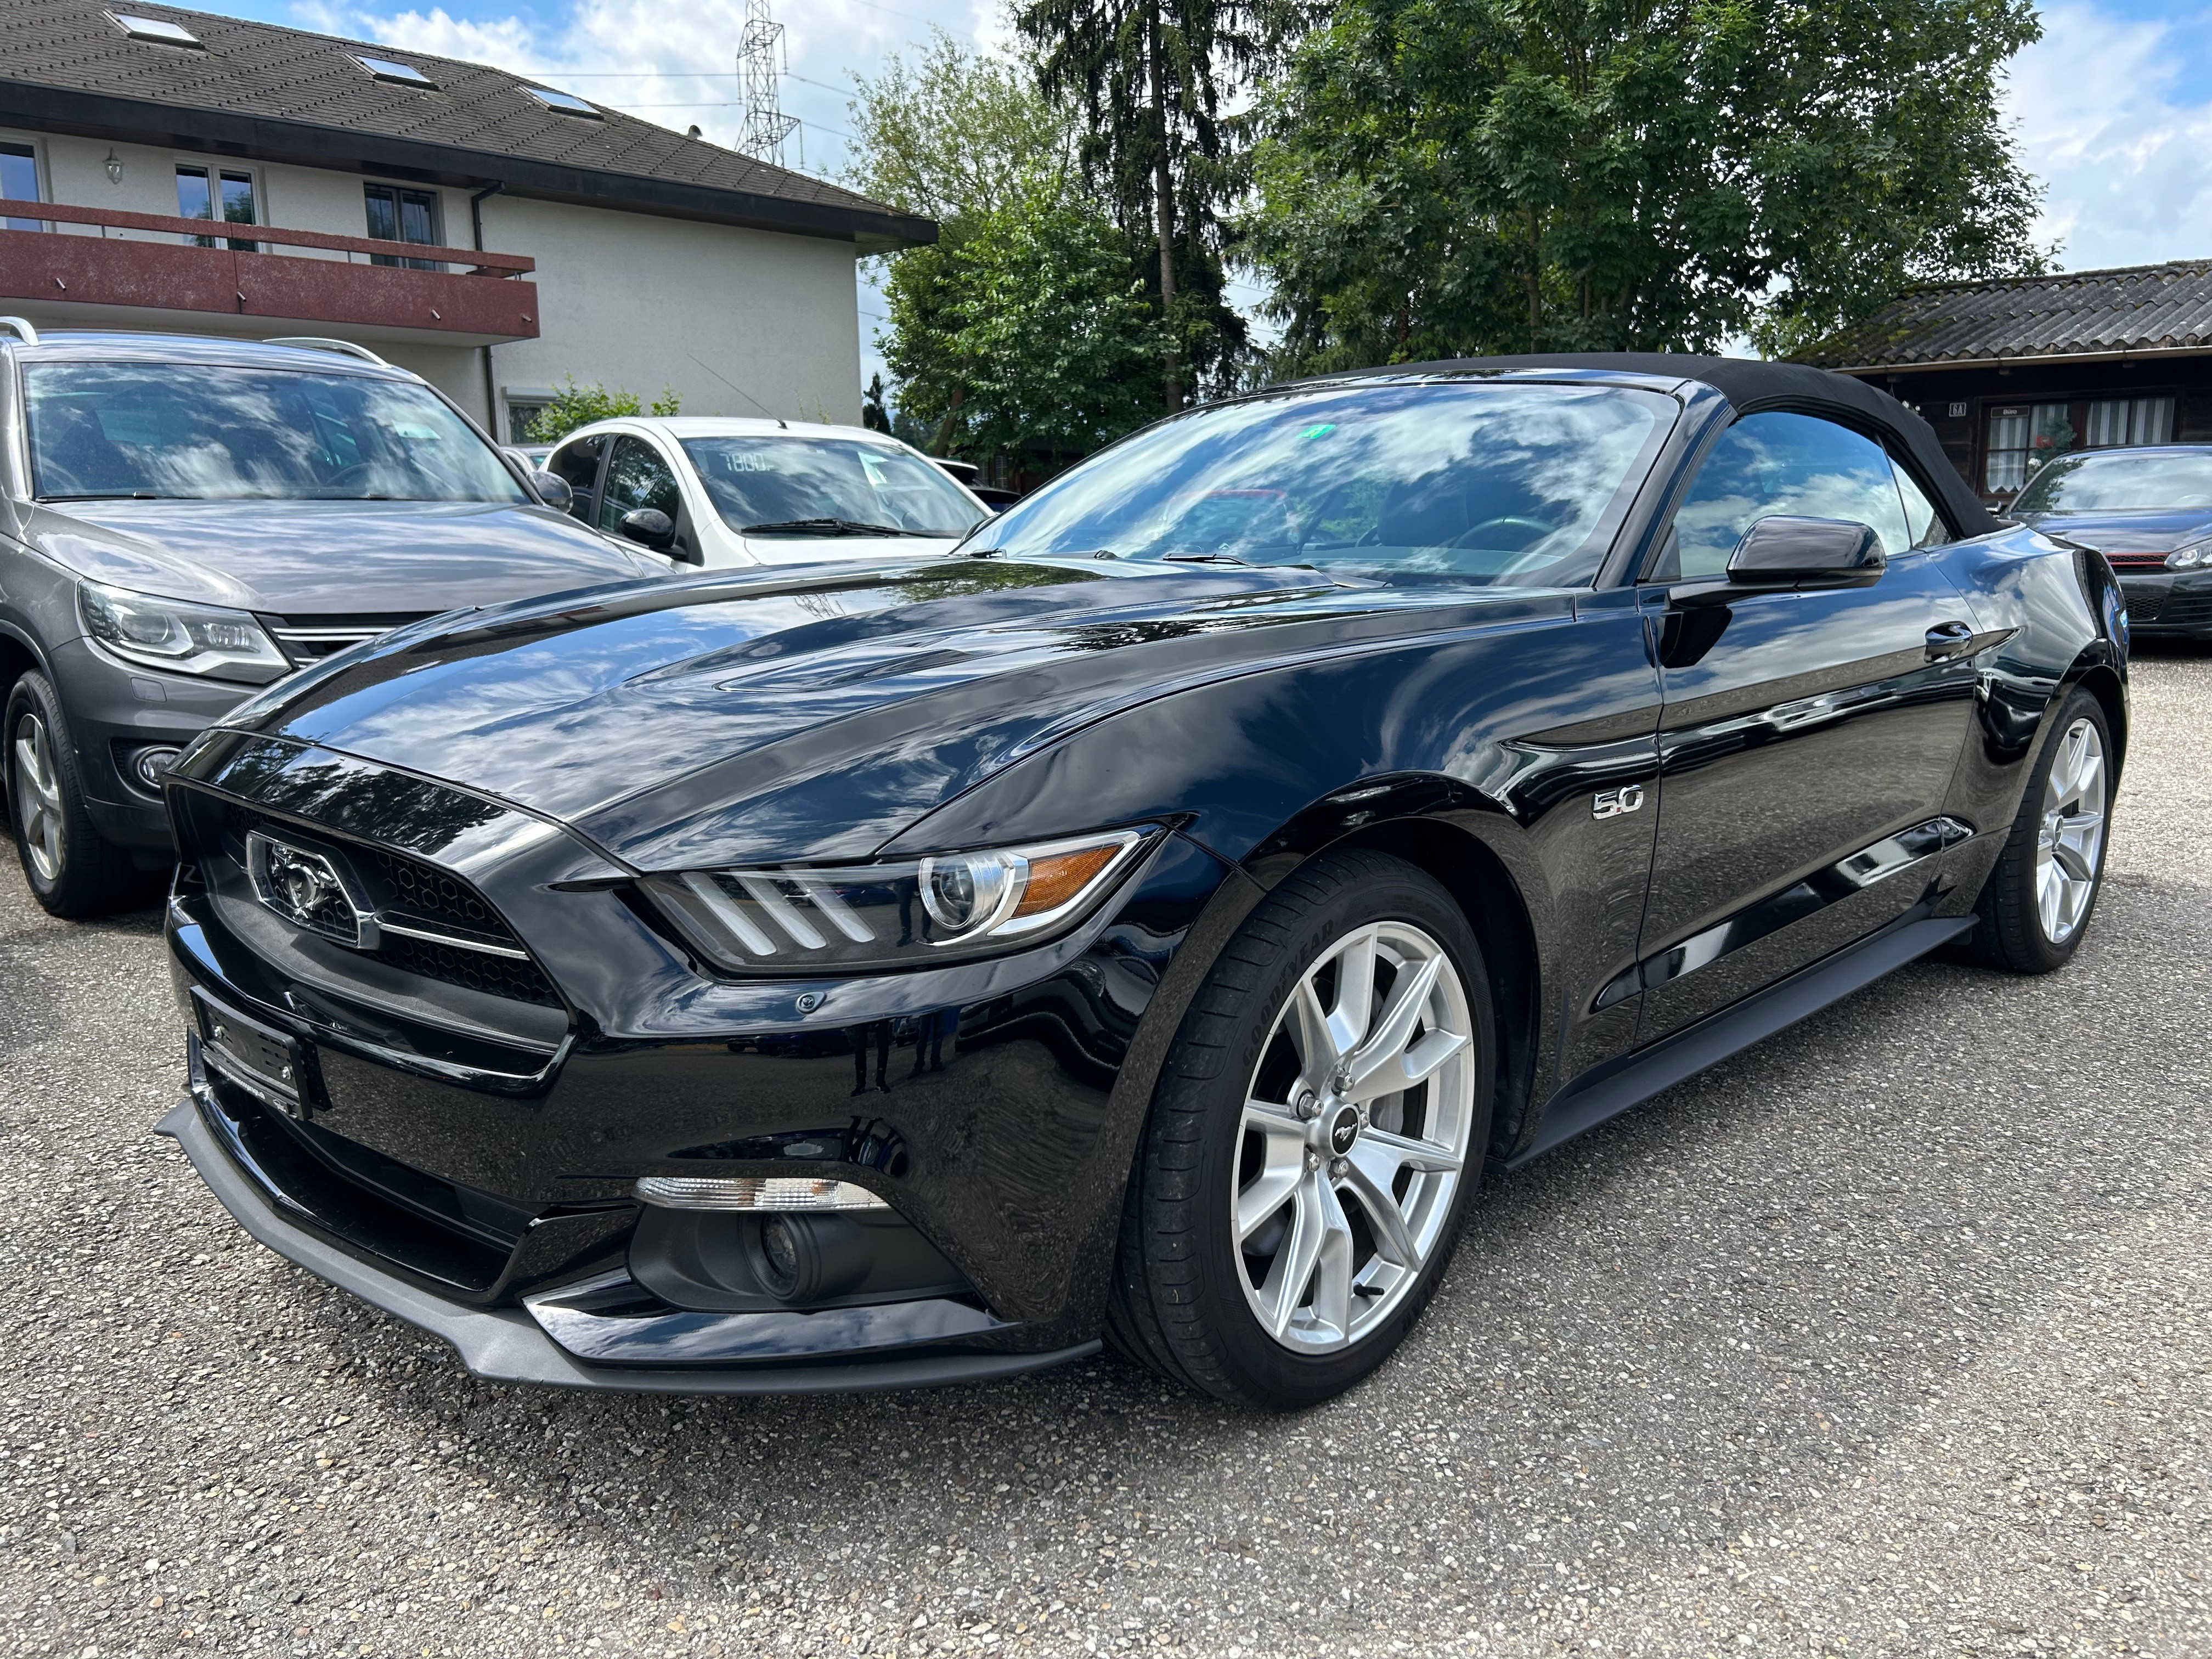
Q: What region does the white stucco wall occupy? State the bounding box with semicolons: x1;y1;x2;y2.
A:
2;128;865;436
477;193;863;432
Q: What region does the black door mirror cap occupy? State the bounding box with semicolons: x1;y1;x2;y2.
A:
530;469;573;514
1725;515;1887;588
619;506;678;552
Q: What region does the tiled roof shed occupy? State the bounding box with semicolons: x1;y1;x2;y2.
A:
0;0;935;250
1796;262;2212;373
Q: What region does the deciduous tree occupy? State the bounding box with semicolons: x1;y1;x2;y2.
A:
1242;0;2048;369
847;36;1161;465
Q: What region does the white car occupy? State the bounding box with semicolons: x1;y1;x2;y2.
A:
538;417;991;568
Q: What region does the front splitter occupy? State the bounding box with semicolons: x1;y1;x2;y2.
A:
156;1098;1101;1395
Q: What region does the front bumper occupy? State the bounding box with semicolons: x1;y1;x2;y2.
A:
158;1087;1098;1393
157;735;1239;1391
48;636;247;851
2117;569;2212;635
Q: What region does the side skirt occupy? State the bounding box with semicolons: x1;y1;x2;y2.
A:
1501;907;1976;1170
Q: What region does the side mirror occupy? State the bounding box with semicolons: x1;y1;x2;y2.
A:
1725;515;1885;589
619;506;677;553
530;469;573;514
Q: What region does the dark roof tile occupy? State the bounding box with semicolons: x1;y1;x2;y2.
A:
1797;262;2212;370
0;0;931;246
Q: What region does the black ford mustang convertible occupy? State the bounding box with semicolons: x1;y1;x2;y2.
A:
158;357;2126;1408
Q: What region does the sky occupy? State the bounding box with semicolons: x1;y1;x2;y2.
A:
211;0;2212;393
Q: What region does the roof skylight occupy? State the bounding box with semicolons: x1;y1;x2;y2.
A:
354;54;436;87
110;13;202;46
524;86;602;119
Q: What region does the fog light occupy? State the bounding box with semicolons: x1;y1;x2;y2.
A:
132;745;182;791
633;1175;888;1212
758;1215;802;1297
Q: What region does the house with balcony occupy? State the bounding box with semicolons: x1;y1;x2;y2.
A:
1794;261;2212;506
0;0;934;439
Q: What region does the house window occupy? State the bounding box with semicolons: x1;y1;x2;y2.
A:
177;163;257;251
2085;396;2173;449
506;399;552;443
363;183;443;270
1984;404;2074;494
2;140;42;233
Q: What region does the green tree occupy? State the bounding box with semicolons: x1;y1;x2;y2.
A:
883;172;1162;465
1016;0;1271;409
1242;0;2048;370
847;36;1162;465
523;379;679;443
845;33;1073;222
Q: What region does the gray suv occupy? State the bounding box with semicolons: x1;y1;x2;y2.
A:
0;325;675;917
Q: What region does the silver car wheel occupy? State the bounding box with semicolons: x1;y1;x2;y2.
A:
1232;919;1475;1353
12;710;64;884
2035;715;2107;946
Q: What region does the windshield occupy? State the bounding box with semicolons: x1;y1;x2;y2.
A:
2013;449;2212;514
680;436;986;538
978;381;1671;583
23;362;528;504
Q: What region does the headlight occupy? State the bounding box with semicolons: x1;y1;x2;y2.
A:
639;827;1158;974
2167;539;2210;571
78;580;290;684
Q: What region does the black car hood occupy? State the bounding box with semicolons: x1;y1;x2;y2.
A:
2014;508;2212;555
28;498;665;614
229;557;1571;868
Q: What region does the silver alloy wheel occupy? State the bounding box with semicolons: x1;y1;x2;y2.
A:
11;711;64;884
1233;919;1475;1352
2036;715;2107;946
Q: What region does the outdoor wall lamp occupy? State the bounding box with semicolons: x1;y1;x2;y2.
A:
103;149;123;184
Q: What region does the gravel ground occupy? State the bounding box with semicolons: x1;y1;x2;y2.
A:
1;648;2207;1659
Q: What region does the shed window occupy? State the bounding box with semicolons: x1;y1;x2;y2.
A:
1984;404;2073;494
2085;397;2173;449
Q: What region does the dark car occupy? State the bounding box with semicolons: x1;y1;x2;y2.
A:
0;325;676;917
2008;444;2212;640
157;356;2126;1409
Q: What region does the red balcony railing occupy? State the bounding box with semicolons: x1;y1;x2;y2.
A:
0;199;538;342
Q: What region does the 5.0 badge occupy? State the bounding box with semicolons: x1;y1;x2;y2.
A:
1592;783;1646;820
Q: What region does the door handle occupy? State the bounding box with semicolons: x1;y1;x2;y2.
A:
1925;620;1976;661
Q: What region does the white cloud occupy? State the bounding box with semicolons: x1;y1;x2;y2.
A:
2007;2;2212;271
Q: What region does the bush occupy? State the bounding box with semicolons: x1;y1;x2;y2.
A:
523;379;680;444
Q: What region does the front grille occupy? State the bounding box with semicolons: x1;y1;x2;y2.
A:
2163;592;2212;628
375;931;563;1007
365;845;518;943
219;804;560;1008
264;614;432;665
2125;589;2165;623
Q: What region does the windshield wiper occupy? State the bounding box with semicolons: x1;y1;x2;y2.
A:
1161;551;1252;566
742;517;935;537
40;491;168;501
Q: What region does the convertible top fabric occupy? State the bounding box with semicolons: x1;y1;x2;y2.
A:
1353;352;1999;541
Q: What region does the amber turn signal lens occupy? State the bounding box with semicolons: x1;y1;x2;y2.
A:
1012;845;1120;918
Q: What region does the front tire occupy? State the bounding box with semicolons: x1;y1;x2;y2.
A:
1965;687;2113;973
1107;849;1495;1408
5;673;154;918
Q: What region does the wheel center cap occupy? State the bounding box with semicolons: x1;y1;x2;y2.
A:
1327;1103;1363;1157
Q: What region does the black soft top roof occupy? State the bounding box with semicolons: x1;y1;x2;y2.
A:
1354;352;1997;541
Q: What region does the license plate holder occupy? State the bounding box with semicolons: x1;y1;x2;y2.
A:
191;989;307;1117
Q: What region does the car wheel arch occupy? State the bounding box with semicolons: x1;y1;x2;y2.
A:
2069;659;2128;781
1173;781;1549;1163
0;624;40;702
